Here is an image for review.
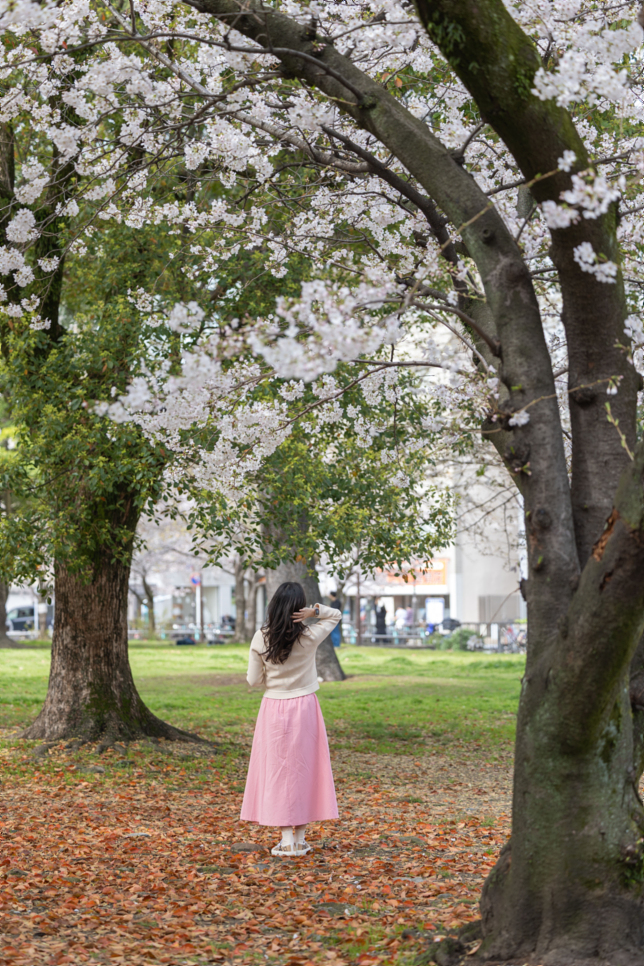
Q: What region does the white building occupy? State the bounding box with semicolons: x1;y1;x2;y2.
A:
330;535;524;629
319;468;526;629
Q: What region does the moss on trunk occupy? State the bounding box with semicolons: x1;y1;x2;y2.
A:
22;556;201;743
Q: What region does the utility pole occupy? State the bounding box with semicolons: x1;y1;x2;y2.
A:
191;573;202;641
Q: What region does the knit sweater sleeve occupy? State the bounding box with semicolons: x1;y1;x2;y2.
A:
301;603;342;648
247;633;266;688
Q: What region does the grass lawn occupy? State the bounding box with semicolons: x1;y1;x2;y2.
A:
0;642;524;759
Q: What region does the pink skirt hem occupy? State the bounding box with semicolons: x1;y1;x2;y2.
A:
240;693;338;827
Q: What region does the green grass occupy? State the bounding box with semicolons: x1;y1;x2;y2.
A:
0;642;524;758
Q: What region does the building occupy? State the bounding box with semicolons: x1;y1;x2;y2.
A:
320;470;526;631
332;537;524;630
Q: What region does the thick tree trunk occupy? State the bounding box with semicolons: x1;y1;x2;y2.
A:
21;558;199;742
266;560;346;682
630;632;644;779
0;578;24;648
481;679;644;965
476;454;644;965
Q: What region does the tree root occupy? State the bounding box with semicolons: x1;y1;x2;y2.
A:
419;916;644;966
421;921;482;966
20;706;213;746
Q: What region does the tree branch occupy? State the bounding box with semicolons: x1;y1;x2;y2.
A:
182;0;580;629
416;0;637;566
320;124;461;267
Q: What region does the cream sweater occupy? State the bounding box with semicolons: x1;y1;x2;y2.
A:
246;604;342;700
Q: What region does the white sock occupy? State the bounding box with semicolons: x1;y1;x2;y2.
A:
280;826;294;848
294;824;307;846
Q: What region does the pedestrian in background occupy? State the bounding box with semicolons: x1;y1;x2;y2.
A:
329;590;342;648
375;599;388;642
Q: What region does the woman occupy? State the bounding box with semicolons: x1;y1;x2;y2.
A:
375;599;388;641
240;581;342;856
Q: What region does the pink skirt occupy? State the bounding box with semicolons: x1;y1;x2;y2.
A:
240;692;338;827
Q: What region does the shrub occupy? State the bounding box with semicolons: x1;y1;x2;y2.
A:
441;627;484;651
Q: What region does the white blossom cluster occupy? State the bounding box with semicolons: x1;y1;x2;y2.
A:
573;242;619;284
0;0;641;492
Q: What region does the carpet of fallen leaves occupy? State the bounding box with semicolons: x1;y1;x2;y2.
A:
0;736;511;966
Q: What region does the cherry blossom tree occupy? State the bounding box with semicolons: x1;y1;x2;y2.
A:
0;112;449;745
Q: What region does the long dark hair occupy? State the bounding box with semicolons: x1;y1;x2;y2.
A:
261;581;307;664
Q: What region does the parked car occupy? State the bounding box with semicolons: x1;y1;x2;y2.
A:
174;635;197;646
6;605;36;634
207;623;235;645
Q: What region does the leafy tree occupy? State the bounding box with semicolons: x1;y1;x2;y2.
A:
0;215;205;740
190;372;453;678
0;121;454;736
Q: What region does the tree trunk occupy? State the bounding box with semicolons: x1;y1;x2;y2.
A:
480;680;644;964
245;570;258;639
0;482;27;648
130;587;143;624
476;454;644;965
231;557;246;643
21;557;200;742
266;560;346;682
141;574;156;635
0;578;24;649
36;588;48;638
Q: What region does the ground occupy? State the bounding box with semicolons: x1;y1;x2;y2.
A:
0;643;521;966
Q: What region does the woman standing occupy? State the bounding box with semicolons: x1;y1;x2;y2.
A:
329;590;342;648
375;599;388;642
240;581;342;856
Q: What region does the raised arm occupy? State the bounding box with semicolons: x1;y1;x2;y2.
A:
293;604;342;649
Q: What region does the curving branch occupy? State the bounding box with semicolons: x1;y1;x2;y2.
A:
181;0;580;630
415;0;637;566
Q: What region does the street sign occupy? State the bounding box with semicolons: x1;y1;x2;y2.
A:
190;574;201;586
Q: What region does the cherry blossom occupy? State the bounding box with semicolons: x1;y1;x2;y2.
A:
0;0;641;496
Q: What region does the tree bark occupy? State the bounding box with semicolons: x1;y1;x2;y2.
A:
475;433;644;964
22;555;200;743
141;573;156;635
231;556;246;643
36;588;48;638
266;559;346;682
130;587;143;624
0;578;25;649
630;632;644;779
245;570;258;639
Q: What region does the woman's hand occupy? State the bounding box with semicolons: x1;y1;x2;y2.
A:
292;606;317;623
